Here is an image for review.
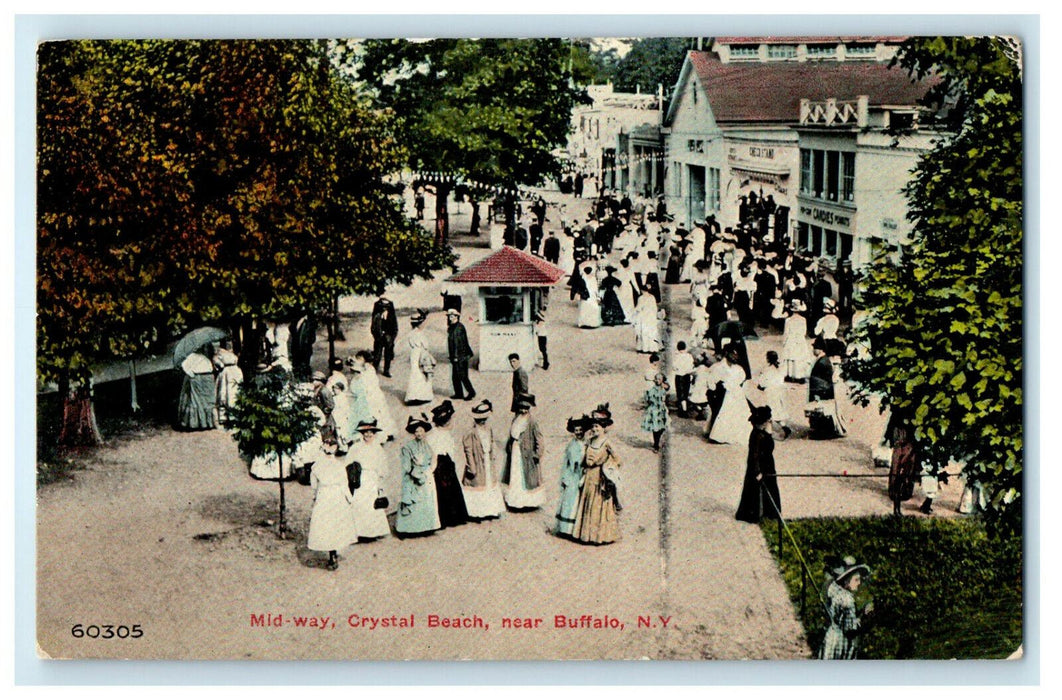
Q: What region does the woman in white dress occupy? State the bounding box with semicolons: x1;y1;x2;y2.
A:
753;350;791;437
781;301;814;382
460;400;506;519
307;436;359;570
615;259;637;322
707;350;751;445
577;264;603;329
634;293;661;353
345;419;392;540
404;309;435;405
212;342;243;426
351;350;397;441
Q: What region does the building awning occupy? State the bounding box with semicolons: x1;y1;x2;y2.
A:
447;246;566;287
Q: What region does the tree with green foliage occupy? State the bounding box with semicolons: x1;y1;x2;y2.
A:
355;39;586;245
845;37;1023;535
228;370;319;537
613;37;698;99
37;39;453;445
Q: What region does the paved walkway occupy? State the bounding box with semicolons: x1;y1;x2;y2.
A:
37;188;961;661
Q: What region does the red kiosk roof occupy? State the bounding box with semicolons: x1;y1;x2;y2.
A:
447;246;566;286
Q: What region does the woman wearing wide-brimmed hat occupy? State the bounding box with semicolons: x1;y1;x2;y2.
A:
427;400;469;528
395;414;441;536
501;393;545;510
461;400;506;520
346;419;392;541
706;348;751;445
307;433;359;570
571;410;622;545
404;310;435;406
735;406;781;523
599;265;627;326
554;415;589;538
781;300;813;383
818;556;874;659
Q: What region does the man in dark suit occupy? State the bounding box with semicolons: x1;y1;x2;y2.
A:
370;288;399;378
543;230;561;265
509;353;529;413
446;309;476;400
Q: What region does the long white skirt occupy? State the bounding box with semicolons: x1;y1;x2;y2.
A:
578;298;602;328
504;447;545;509
462;462;506;519
708;389;750;444
351;484;391;539
405;349;434;403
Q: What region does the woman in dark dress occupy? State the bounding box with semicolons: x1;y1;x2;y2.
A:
664;243;684;285
599;266;627;326
886;410;918;515
427;400;469;528
736;406;781;523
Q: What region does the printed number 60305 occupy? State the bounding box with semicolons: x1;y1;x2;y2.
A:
70;624;143;639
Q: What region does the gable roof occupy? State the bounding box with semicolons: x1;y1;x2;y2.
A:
447;246;566;286
666;50;932;126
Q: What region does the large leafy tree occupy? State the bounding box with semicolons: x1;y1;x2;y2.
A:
37;39;453;445
613;37;698;100
845;37;1023;535
355;38;585;245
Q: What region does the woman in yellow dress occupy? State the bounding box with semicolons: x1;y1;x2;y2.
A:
571;411;621;545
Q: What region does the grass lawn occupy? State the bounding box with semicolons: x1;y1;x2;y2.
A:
762;515;1022;659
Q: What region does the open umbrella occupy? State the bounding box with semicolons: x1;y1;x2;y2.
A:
173;326;228;368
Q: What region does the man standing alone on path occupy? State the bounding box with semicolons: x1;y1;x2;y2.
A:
370;288;398;378
509;353;529;412
446;309;476;401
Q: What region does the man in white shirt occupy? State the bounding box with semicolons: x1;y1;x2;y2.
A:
672;341;695;417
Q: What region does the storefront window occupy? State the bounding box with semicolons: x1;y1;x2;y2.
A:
842;152;856;202
826;151;840;201
708;167;720;213
825;229;838;256
840;233;853;261
798;221;810;251
800;149;812;194
811;225;823;256
482;288;524;325
812;150;825;198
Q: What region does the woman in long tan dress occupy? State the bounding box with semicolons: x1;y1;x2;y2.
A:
571;414;621;545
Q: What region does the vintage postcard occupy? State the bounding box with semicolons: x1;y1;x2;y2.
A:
33;32;1025;664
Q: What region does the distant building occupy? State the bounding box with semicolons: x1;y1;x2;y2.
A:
662;38;941;268
568;83;663;193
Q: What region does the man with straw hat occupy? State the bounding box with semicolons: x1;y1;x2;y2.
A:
446;308;476;401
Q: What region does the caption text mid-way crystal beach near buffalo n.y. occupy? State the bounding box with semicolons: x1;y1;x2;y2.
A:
249;613;676;632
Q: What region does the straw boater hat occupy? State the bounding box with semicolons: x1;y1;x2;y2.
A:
446;308;460;318
311;370;327;383
405;414;433;433
824;298;838;312
431;400;456;425
831;556;871;583
471;399;493;420
356;419;383;434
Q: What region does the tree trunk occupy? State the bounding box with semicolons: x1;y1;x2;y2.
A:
129;359;140;413
58;373;103;447
327;303;336;370
470;200;481;236
238;319;264;380
435;184;451;248
277;470;288;539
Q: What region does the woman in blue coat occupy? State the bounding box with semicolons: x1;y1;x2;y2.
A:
554;416;589;538
395;414;441;537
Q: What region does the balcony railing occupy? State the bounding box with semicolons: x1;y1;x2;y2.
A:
800;96;869;127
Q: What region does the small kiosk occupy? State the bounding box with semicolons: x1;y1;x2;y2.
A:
447;246;565;372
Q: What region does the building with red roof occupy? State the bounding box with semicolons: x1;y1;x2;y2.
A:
447;246;564;371
662;42;941;268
